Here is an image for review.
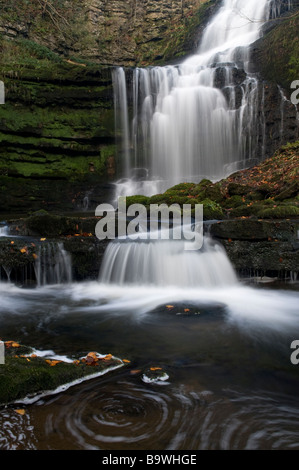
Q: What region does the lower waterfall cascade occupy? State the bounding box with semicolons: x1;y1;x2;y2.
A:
99;236;238;288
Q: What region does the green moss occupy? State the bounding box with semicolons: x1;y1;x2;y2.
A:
229;203;265;218
165;183;197;194
254;11;299;89
257;204;299;219
149;194;169;204
125;195;151;206
222;195;244;208
137;0;215;65
201;198;224;220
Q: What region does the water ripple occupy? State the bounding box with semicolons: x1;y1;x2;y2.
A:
13;377;298;450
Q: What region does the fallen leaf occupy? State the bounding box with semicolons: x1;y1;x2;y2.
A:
15;409;26;416
104;354;113;361
49;360;61;366
45;359;62;366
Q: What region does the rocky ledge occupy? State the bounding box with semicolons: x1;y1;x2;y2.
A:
0;141;298;285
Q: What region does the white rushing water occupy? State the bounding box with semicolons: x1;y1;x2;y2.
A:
34;242;72;286
113;0;292;198
0;225;9;237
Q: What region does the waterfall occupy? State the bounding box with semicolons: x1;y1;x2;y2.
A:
112;0;293;198
0;225;9;237
34;242;72;286
99;236;237;288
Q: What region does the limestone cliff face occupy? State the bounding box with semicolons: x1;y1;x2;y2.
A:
83;0;216;65
0;0;298;216
0;0;214;66
0;0;217;215
249;8;299;160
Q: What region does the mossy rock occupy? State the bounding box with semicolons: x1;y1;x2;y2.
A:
165;182;197;194
0;341;124;405
229;203;266;218
246;190;268;201
25;213;77;237
257;205;299;219
252;11;299;90
203;182;225;203
227;182;251;197
222;195;245;209
201;199;224;220
274;180;299;201
125;195;151;206
189;180;224;203
149;194;169;204
196;178;213;188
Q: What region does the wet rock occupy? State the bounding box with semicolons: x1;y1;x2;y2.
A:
210;219;299;279
150;302;226;319
0;341;125;405
141;367;170;385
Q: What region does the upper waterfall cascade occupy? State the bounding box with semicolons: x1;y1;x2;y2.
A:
113;0;293;199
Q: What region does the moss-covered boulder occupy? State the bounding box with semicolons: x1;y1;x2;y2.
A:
251;8;299;91
0;340;125;405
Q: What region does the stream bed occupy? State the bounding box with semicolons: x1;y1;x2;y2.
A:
0;280;299;450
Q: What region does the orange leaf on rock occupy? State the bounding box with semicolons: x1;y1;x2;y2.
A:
45;359;62;366
104;354;113;361
15;409;26;416
83;352;100;366
50;360;61;366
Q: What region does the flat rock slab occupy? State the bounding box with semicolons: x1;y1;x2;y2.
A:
0;341;125;405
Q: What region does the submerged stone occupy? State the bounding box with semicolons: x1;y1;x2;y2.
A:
142;367;170;385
